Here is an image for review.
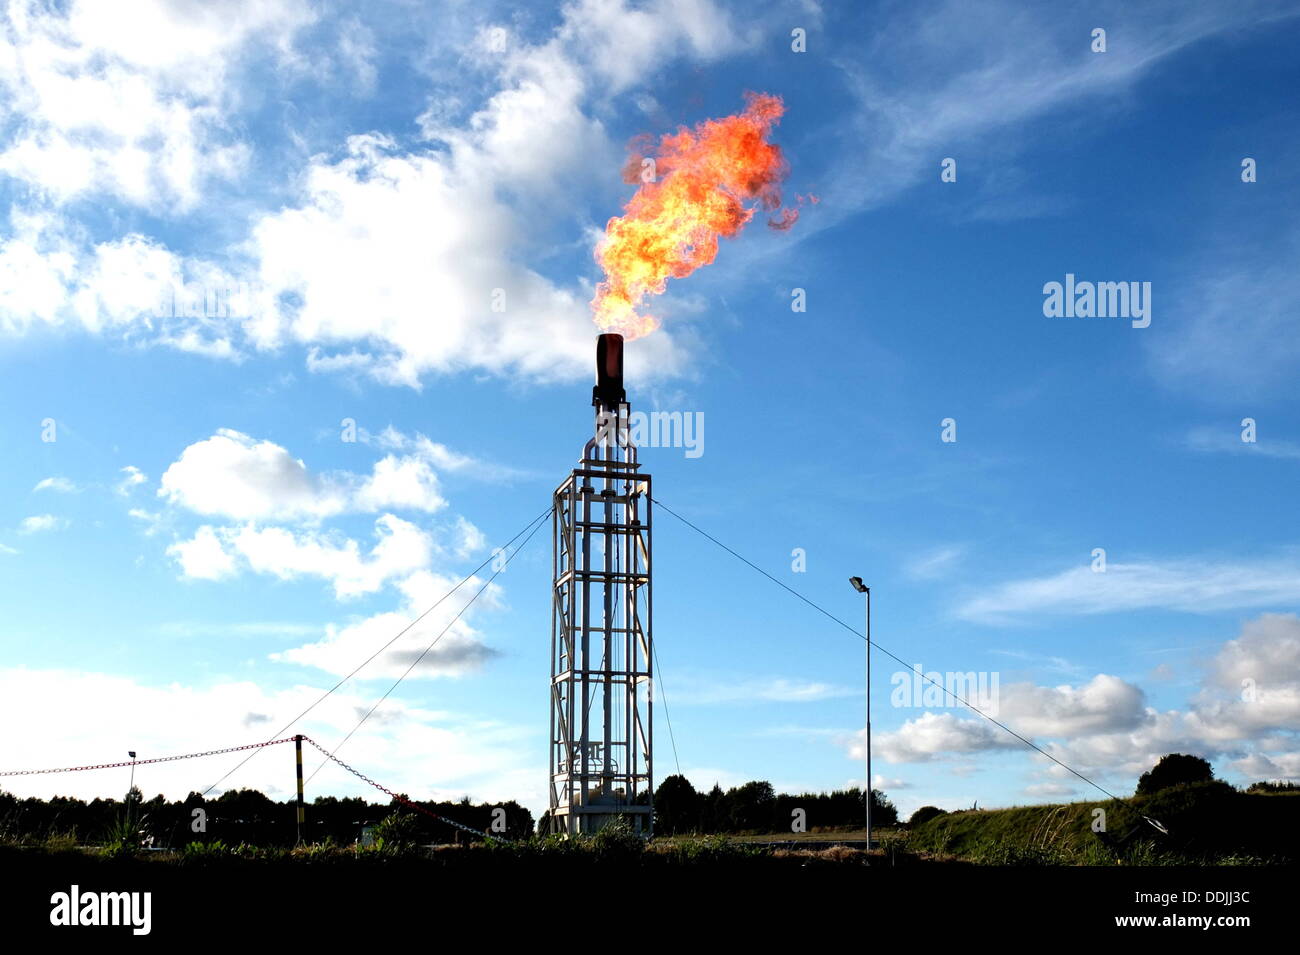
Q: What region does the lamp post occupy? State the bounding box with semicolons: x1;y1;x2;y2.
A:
127;750;137;798
848;577;871;850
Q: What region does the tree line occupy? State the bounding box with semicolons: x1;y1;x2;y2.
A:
0;785;534;846
649;776;898;835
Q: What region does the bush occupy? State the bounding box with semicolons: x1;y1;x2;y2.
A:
908;806;947;828
587;817;646;862
1135;754;1214;796
370;811;423;853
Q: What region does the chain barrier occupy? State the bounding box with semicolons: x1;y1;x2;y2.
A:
301;736;501;843
0;737;298;777
1;734;502;843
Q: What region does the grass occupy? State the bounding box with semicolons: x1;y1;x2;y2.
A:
906;782;1297;865
6;785;1291;868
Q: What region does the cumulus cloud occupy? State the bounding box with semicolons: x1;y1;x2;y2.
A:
170;515;433;599
996;675;1148;738
1193;613;1300;738
0;0;710;387
167;525;236;580
871;712;1020;763
1015;617;1300;786
856;617;1300;786
1233;750;1300;781
0;0;314;209
158;429;445;521
272;569;502;679
554;0;752;95
244;129;685;387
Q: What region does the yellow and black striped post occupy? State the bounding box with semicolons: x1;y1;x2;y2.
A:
294;734;305;845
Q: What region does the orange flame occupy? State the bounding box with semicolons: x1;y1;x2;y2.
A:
591;92;802;339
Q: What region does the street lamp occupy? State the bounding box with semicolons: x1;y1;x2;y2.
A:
848;577;872;851
127;751;137;801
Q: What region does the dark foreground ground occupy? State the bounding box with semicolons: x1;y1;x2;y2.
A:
0;844;1290;943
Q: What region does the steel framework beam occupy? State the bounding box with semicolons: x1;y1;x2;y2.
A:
550;402;652;836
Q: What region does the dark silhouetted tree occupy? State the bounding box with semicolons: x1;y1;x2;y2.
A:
654;774;702;835
1136;753;1214;796
728;781;776;831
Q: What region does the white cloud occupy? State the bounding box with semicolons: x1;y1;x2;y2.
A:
1011;616;1300;786
814;0;1285;231
1233;750;1300;782
158;429;445;521
1151;230;1300;400
0;217;247;356
555;0;751;95
245;129;686;387
996;675;1148;738
904;545;965;580
0;0;314;209
235;4;708;388
871;712;1019;763
116;465;148;496
127;508;165;536
33;476;77;493
273;569;502;679
671;675;856;705
450;516;487;559
0;0;740;387
167;525;236;580
1184;426;1300;461
17;513;66;534
1194;613;1300;736
349;454;447;515
1023;782;1076;797
0;213;77;325
958;556;1300;622
0;667;538;808
170;515;434;599
364;426;530;483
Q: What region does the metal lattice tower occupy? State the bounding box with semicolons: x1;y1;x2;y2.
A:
550;334;653;835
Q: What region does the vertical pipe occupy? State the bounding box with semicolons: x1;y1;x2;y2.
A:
294;734;305;845
549;494;558;831
580;462;593;832
567;480;578;836
865;589;872;850
602;432;613;802
646;485;653;836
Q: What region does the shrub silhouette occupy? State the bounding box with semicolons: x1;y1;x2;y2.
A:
1135;754;1213;796
908;806;947;828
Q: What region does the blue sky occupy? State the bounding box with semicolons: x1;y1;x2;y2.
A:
2;0;1299;822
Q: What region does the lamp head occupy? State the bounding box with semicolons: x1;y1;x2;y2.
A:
848;576;868;593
